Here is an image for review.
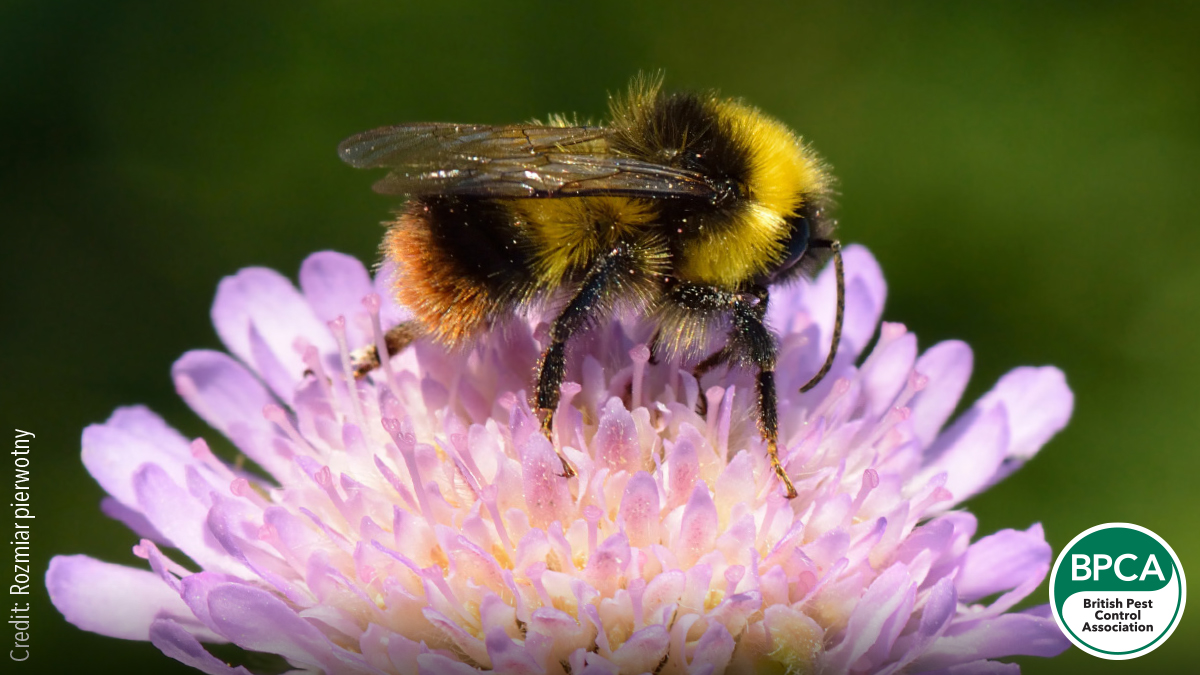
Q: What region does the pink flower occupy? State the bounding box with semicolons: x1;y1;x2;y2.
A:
48;246;1074;674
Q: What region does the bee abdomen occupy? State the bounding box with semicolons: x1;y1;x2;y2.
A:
384;196;535;345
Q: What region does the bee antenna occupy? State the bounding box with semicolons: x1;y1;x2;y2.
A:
799;240;844;393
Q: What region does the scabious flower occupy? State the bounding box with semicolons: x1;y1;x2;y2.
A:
48;246;1073;674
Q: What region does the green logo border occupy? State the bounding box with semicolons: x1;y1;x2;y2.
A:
1049;522;1187;660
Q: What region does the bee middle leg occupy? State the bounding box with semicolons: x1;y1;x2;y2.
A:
536;242;649;477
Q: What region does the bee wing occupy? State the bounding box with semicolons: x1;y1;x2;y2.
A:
338;123;716;199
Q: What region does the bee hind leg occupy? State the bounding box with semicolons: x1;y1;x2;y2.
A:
692;346;733;416
350;320;423;378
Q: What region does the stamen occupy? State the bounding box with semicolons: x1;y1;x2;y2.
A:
757;492;785;550
299;342;336;407
481;485;513;555
704;386;724;439
913;484;954;517
328;316;368;431
446;433;482;497
554;381;583;453
628;577;647;629
864;406;911;452
724;564;745;598
850;468;880;517
382;417;433;526
132;539;189;592
263;404;316;455
629;344;651;409
190;438;237;482
526;562;554;609
363;293;399;393
229;477;270;508
374;456;420;513
716;385;735;461
807;377;852;425
424;564;463;611
311;465;347;516
583;505;602;559
548;522;577;574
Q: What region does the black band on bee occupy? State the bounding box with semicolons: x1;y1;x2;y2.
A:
422;196;535;298
612;92;751;188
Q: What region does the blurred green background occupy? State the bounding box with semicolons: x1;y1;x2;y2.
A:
3;1;1197;673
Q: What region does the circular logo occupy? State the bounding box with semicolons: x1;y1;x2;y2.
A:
1049;523;1186;659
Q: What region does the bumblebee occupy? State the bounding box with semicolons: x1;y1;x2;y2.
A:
339;76;844;498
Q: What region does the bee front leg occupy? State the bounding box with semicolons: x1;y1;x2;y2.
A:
664;282;797;498
729;287;798;499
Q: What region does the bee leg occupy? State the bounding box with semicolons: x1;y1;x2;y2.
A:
647;329;663;365
693;346;733;381
730;287;798;499
692;346;732;416
536;244;641;478
350;320;423;378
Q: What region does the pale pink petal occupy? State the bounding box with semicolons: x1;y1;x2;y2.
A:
417;653;484;675
920;406;1010;508
100;497;169;544
47;555;195;641
913;610;1070;670
976;366;1073;461
860;330;917;417
149;619;253;675
81;406;193;510
299;251;375;347
205;583;341;671
823;563;914;672
676;483;718;567
521;434;572;529
486;627;544;675
690;622;735;672
610;624;669;674
211;266;335;398
371;260;412;329
957;524;1051;603
619;471;661;548
172;350;292;479
132;464;247;575
910;341;974;449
